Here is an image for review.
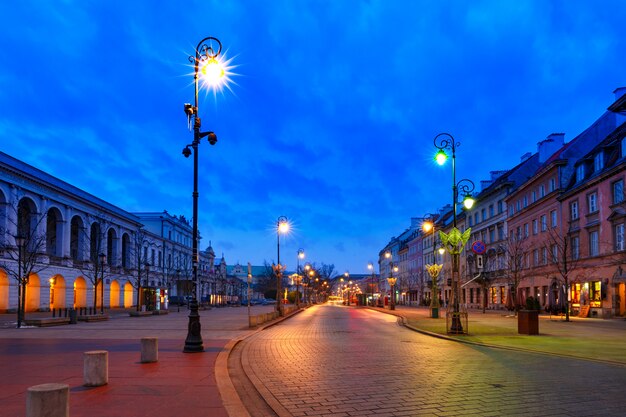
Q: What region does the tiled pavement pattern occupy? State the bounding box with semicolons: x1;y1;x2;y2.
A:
242;304;626;417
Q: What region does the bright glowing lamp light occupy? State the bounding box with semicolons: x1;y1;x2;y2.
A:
463;195;475;209
435;149;448;165
278;221;290;234
200;57;225;87
422;221;433;233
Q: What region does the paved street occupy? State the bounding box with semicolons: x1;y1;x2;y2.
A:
240;304;626;417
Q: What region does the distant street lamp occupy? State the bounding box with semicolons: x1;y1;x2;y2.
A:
367;262;376;307
98;253;106;315
297;249;305;308
434;133;476;334
15;234;25;328
273;216;289;316
384;251;398;310
182;36;228;353
344;272;350;305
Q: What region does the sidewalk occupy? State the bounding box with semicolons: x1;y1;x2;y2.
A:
372;305;626;365
0;305;277;417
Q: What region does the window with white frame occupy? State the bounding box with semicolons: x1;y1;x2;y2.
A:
523;196;528;208
570;200;579;220
577;164;585;182
613;179;624;205
531;191;536;203
549;178;556;192
540;215;547;231
524;223;529;237
498;200;503;214
594;151;604;172
533;249;539;266
551;244;558;263
589;230;599;257
539;185;545;198
550;210;557;227
571;236;580;260
588;192;598;213
541;247;547;265
489;205;494;217
616;223;625;252
533;219;538;235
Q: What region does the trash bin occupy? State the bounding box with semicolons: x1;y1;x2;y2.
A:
69;309;78;324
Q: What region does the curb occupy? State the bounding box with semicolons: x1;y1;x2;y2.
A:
366;306;626;368
216;307;306;417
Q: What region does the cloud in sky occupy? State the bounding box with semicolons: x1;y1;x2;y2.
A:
1;0;625;274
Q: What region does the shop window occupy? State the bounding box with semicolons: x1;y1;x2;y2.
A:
589;281;602;307
499;287;505;305
571;283;581;307
490;287;497;305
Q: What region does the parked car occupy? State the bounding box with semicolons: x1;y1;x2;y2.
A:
261;299;276;305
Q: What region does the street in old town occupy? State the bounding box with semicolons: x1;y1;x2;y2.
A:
235;304;626;417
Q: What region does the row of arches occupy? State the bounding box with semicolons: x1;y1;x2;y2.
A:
6;196;133;268
0;270;135;312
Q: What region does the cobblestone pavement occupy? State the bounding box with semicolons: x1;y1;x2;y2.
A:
241;304;626;417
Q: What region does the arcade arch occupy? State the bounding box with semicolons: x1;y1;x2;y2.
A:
74;276;87;308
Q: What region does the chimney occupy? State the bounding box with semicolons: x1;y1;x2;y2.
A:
538;133;565;163
520;152;532;162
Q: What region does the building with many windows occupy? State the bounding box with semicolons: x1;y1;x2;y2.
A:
0;151;226;314
380;87;626;318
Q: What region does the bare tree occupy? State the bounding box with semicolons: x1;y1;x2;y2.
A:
73;213;115;312
0;197;49;327
545;225;582;322
126;228;155;311
500;233;531;313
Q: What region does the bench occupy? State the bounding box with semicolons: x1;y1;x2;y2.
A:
77;315;109;322
129;311;153;317
24;317;70;327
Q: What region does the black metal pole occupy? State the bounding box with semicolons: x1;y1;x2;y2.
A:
17;242;22;328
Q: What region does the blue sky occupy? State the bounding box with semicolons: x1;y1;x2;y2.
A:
1;1;625;275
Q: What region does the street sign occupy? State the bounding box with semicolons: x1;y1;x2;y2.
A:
471;240;486;255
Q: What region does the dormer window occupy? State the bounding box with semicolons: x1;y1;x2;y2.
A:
594;151;604;172
577;164;585;182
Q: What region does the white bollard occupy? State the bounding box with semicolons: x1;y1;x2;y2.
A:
141;337;158;363
26;383;69;417
83;350;108;386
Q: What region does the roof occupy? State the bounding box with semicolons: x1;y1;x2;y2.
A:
0;151;142;225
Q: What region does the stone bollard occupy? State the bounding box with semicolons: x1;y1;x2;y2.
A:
84;350;108;386
141;337;158;363
26;383;69;417
248;315;257;328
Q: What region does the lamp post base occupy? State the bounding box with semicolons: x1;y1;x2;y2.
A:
183;299;204;353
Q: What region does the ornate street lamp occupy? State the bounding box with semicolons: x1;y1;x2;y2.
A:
433;133;476;334
98;253;106;315
181;36;228;353
367;262;377;307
